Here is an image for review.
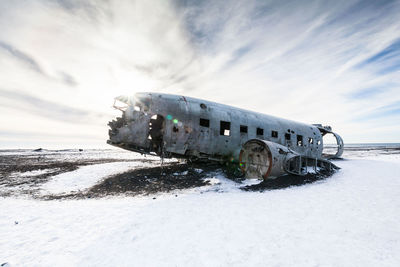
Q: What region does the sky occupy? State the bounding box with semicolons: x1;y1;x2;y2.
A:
0;0;399;148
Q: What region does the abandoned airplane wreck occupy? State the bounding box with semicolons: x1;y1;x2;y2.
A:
107;92;343;179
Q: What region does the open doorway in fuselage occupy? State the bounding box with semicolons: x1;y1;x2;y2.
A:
149;114;165;154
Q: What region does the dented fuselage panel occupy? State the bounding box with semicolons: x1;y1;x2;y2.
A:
107;92;344;179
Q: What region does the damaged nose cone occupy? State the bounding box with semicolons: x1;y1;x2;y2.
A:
107;93;163;155
108;117;125;138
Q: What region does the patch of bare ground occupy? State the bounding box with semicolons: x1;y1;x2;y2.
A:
53;162;336;199
240;170;337;192
81;162;222;198
0;152;157;197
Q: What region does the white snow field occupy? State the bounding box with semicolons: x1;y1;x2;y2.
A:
1;150;400;266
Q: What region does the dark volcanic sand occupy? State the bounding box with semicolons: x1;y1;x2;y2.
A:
0;149;338;199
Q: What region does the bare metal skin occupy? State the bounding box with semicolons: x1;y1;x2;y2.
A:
108;92;343;179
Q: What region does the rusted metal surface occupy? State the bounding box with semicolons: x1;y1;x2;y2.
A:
108;92;343;179
239;140;290;179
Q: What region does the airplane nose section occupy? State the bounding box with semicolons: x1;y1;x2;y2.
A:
107;103;153;153
107;116;127;144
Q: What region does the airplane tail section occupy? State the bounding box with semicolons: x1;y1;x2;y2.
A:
313;124;344;159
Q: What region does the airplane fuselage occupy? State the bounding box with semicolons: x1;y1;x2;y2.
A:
108;92;343;178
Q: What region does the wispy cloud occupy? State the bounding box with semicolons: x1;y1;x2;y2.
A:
353;100;400;123
357;38;400;74
0;89;107;124
0;0;399;147
347;87;386;100
0;41;44;74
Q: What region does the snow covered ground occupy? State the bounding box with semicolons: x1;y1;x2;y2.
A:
1;146;399;266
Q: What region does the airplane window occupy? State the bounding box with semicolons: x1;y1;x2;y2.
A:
200;103;207;109
257;128;264;136
240;125;248;133
271;131;278;138
200;118;210;127
297;135;303;146
308;137;313;144
285;133;291;140
220;121;231;136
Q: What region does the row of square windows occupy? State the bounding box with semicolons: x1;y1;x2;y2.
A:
199;118;319;146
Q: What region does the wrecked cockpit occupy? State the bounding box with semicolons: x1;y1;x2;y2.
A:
108;94;160;155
